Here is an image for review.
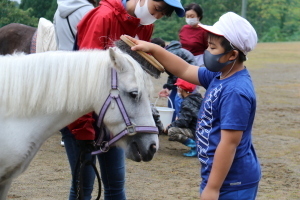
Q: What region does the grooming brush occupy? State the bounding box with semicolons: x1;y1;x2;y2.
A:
115;35;165;79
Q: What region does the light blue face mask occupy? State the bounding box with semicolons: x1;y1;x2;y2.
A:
203;50;235;72
177;92;183;99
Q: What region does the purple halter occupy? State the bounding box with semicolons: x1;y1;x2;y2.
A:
92;68;158;155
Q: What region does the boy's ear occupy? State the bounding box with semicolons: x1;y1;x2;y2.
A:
229;50;239;61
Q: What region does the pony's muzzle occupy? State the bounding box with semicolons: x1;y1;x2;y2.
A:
125;133;158;162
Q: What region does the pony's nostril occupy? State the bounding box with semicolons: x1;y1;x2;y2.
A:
149;143;157;154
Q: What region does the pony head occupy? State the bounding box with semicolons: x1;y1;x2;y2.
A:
92;48;159;162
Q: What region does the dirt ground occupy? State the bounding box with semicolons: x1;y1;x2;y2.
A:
7;42;300;199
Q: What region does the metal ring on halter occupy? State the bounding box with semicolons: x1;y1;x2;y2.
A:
126;125;136;136
99;141;110;153
110;88;120;98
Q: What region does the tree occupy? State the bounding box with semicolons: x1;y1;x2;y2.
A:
20;0;57;21
152;15;185;41
1;0;299;42
0;0;38;27
152;0;300;42
45;0;58;21
248;0;300;41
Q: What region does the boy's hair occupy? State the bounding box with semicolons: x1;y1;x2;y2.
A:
208;32;247;62
184;3;203;20
153;0;175;17
151;38;166;48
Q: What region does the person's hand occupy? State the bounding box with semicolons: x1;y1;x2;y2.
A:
163;128;168;135
163;125;172;135
124;35;156;53
158;88;170;97
200;187;219;200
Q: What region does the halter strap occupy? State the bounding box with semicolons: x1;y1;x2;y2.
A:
92;68;158;155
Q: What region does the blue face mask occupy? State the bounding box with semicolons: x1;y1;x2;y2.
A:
203;50;235;72
177;92;183;99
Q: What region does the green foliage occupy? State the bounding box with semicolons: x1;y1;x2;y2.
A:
2;0;300;42
152;15;185;41
0;0;38;27
153;0;300;42
20;0;57;21
247;0;300;42
45;0;58;21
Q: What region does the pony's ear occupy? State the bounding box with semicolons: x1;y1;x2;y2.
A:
109;47;124;72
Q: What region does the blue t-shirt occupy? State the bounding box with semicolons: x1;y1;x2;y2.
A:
197;67;261;191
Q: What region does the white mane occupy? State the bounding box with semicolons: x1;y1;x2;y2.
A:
0;49;152;116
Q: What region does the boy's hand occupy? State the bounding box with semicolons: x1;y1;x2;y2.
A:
124;35;156;53
200;187;219;200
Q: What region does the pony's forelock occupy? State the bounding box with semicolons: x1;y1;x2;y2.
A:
120;51;153;97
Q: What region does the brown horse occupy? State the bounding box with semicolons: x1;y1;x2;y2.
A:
0;23;36;55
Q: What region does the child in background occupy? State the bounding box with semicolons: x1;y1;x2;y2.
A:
126;11;261;200
151;38;196;121
165;78;202;157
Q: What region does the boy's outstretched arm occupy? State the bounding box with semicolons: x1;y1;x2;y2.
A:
125;35;201;86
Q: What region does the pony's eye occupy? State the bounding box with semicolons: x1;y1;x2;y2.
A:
129;91;138;99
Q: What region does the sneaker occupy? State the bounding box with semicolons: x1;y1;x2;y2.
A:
183;138;196;148
60;140;64;147
183;147;197;157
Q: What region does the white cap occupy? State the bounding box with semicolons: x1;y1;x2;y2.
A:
200;12;257;55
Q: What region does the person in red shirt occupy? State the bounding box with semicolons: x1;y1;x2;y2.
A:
64;0;185;199
179;3;208;67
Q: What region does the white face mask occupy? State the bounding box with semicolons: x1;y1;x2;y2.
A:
185;17;199;26
134;0;157;25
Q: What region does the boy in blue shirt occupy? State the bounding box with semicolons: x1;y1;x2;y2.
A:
126;11;261;200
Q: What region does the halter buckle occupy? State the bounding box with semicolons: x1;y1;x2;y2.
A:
99;141;110;153
126;125;136;136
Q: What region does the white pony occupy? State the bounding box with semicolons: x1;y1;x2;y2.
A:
0;48;159;199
